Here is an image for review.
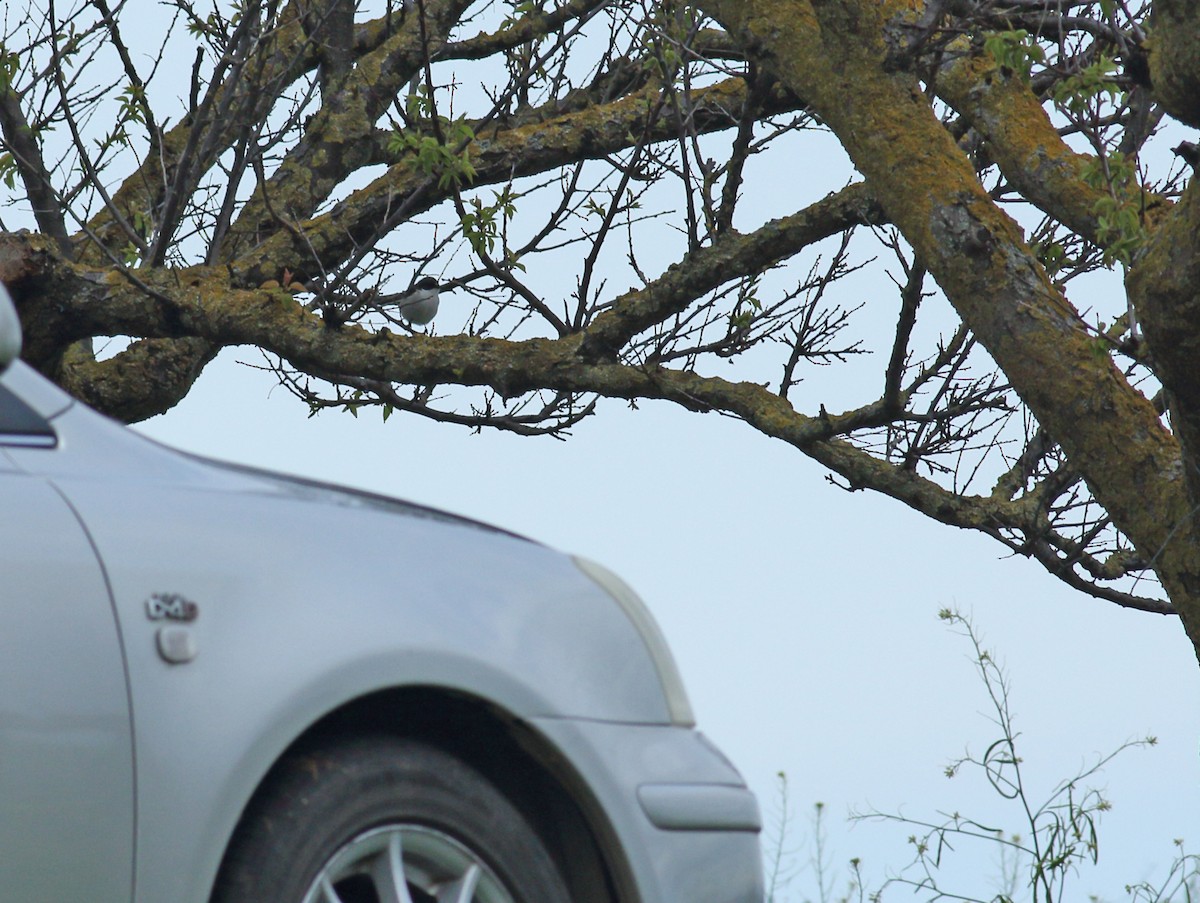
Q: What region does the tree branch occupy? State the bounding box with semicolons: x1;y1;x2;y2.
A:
0;84;72;256
233;75;808;286
701;0;1200;645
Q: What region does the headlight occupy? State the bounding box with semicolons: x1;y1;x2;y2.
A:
572;556;696;727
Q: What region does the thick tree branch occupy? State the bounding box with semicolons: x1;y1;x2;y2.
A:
1147;0;1200;127
58;337;217;421
4;0;1193;636
1128;178;1200;512
229;0;473;253
78;6;313;263
0;224;1172;614
443;0;608;61
702;0;1199;643
580;182;884;360
934;45;1110;243
0;85;71;256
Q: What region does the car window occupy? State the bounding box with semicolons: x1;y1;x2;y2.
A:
0;384;56;447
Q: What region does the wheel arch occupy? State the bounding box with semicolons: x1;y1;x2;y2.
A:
211;685;638;903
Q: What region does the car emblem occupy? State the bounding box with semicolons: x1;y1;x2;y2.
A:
145;592;199;622
144;594;200;664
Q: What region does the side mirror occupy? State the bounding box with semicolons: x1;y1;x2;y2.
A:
0;282;21;375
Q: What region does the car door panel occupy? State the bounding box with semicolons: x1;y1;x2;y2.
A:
0;472;134;901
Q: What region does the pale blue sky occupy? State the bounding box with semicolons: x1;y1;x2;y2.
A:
10;0;1199;895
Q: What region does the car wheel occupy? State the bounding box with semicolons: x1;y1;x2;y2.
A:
212;735;572;903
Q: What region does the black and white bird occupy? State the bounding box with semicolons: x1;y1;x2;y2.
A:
396;276;442;325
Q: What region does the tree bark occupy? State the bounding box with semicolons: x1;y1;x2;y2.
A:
702;0;1200;656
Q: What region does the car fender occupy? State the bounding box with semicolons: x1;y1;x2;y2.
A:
32;426;669;901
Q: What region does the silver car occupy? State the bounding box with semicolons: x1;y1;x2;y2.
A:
0;287;762;903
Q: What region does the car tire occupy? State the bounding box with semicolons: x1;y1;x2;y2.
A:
211;735;573;903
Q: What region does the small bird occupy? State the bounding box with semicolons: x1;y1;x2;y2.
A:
396;276;442;325
1173;141;1200;171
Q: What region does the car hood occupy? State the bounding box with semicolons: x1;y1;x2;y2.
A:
189;453;532;541
0;361;528;539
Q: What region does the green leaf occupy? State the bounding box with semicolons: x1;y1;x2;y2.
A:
983;30;1044;81
0;153;17;190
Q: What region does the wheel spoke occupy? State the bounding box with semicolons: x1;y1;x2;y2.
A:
372;829;416;903
319;876;346;903
302;822;516;903
437;862;481;903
